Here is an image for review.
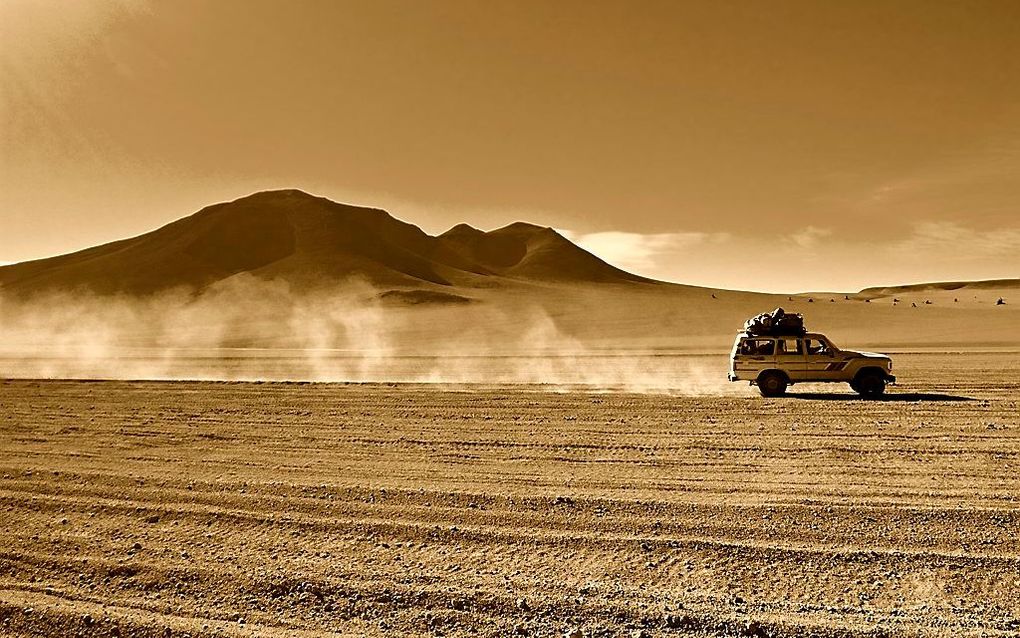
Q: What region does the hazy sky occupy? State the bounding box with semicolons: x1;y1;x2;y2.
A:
2;0;1019;292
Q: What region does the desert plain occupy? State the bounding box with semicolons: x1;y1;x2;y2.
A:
1;350;1018;638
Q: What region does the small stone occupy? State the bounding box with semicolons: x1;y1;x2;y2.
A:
665;614;692;629
631;630;652;638
82;614;94;626
742;620;767;637
146;515;160;524
517;598;530;611
565;628;584;638
60;518;68;525
132;542;143;551
451;598;466;611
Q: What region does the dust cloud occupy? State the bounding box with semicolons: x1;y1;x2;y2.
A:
0;277;740;394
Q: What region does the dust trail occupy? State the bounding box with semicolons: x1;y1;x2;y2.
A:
0;278;743;394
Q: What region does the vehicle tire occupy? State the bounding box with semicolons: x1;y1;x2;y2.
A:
757;371;788;397
854;371;886;397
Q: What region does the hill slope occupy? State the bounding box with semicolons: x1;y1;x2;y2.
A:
0;190;649;296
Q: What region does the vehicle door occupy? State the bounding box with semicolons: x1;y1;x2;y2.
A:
732;337;776;379
804;337;843;380
775;337;807;380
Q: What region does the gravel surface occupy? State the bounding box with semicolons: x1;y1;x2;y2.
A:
1;352;1018;637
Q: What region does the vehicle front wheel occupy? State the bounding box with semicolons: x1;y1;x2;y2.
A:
757;371;788;397
854;371;886;397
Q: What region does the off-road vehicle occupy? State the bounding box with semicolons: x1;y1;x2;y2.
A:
728;332;895;397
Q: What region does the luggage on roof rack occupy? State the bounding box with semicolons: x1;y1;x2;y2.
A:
743;307;806;336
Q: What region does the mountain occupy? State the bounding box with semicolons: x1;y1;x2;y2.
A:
0;190;653;296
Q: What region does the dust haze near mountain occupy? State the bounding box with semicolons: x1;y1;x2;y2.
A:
0;276;731;393
0;191;721;390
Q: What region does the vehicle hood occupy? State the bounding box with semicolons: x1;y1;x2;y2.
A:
840;349;889;360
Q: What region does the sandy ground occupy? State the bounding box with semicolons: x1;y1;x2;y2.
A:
1;352;1018;637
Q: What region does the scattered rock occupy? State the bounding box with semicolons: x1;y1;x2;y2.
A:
132;542;143;551
146;515;160;524
665;614;692;629
565;628;584;638
631;630;652;638
742;620;768;637
517;597;531;611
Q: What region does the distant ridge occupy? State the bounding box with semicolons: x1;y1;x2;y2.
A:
859;278;1020;298
0;189;655;297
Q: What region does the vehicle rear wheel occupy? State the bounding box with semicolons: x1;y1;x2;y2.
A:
854;371;886;397
757;371;788;397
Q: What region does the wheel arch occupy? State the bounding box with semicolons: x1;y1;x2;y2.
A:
756;369;791;384
852;365;887;382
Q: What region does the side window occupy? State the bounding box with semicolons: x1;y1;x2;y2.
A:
806;339;829;355
777;338;803;355
739;339;774;355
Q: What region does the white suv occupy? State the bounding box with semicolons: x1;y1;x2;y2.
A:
728;332;895;397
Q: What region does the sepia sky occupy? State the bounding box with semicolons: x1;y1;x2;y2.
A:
2;0;1019;292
